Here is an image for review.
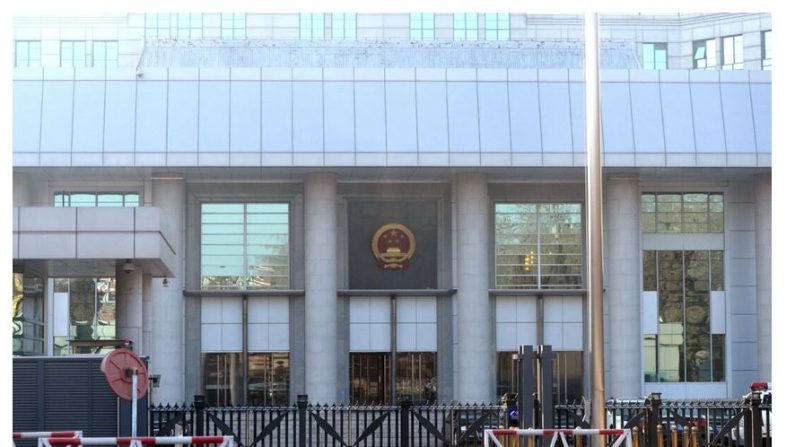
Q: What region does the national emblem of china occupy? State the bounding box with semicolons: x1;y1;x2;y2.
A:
371;223;416;270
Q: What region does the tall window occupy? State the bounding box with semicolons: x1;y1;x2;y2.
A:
453;13;478;41
92;41;119;68
642;43;668;69
410;13;435;40
495;203;583;289
54;192;139;207
60;41;87;68
15;40;41;67
221;13;246;39
300;13;325;40
693;39;717;69
721;35;744;70
332;13;356;40
762;30;771;70
201;203;290;290
52;277;116;356
484;13;510;41
12;273;44;356
643;251;725;382
641;193;723;234
349;352;437;404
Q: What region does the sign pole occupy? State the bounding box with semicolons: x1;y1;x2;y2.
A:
585;12;606;446
131;369;138;438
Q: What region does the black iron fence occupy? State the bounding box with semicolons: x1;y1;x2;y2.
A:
150;392;770;447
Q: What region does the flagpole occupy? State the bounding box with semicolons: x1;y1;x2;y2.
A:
585;12;606;446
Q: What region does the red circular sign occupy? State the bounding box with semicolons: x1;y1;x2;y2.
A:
101;348;149;400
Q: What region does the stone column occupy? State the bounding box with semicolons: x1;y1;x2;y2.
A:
150;179;186;404
755;174;771;381
455;173;493;403
605;177;642;398
304;173;338;403
116;264;144;347
141;274;152;357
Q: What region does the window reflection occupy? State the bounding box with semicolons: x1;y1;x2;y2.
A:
350;353;391;404
203;353;244;406
496;351;582;404
247;353;290;406
495;203;582;290
12;273;45;356
396;352;436;404
643;250;725;383
642;193;723;234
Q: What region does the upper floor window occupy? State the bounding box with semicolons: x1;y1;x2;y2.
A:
484;13;510;41
145;13;174;39
60;40;87;68
15;40;41;68
693;38;716;69
762;30;771;70
332;13;356;40
201;203;290;290
410;13;435;40
453;13;478;41
221;13;246;39
92;41;119;68
721;34;744;70
54;192;140;207
642;43;667;69
641;193;723;234
495;203;583;290
300;13;325;40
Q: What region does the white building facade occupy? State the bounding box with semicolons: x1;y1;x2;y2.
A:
12;12;771;405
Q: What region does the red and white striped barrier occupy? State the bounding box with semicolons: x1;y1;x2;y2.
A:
38;436;234;447
484;428;633;447
13;431;82;447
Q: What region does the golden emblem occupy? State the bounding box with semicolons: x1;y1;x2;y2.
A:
371;223;416;270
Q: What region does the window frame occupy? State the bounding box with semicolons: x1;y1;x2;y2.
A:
15;40;41;68
453;13;478;41
200;202;291;291
720;34;744;70
494;202;584;290
300;13;326;40
692;38;717;69
60;40;88;68
410;13;435;41
762;30;771;70
642;42;668;70
92;40;119;68
331;13;356;40
484;13;510;41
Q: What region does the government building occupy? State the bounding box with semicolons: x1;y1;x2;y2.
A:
12;12;772;406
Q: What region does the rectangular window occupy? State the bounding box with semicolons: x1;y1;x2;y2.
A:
410;13;435;40
201;203;290;290
52;277;116;356
176;13;203;39
642;43;668;69
300;13;325;40
350;352;391;404
145;13;174;39
332;13;356;40
453;13;478;41
721;35;744;70
693;39;717;69
485;13;510;41
396;352;437;404
13;273;45;356
53;192;139;207
495;203;583;290
203;353;244;406
221;13;246;39
15;40;41;68
643;250;725;383
762;30;771;70
60;40;87;68
641;193;723;234
92;41;119;68
247;352;290;406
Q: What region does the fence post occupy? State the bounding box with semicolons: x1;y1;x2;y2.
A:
193;395;206;437
400;395;411;447
749;391;763;447
297;394;308;447
643;393;661;447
